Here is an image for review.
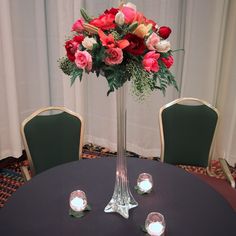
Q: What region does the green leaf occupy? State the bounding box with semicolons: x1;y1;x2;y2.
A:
58;57;75;75
80;8;93;22
103;65;128;95
128;21;138;32
69;208;85;218
84;204;92;211
70;67;83;86
69;205;91;218
140;225;148;233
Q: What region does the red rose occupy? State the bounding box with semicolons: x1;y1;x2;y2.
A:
104;7;119;15
90;8;118;30
73;35;85;44
123;34;146;56
158;26;172;39
65;35;84;62
161;55;174;68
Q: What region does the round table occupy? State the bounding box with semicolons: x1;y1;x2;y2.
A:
0;158;235;235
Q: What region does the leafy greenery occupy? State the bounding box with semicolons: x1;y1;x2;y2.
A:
103;65;128;95
69;204;92;218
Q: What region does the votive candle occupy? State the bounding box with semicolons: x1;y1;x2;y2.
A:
145;212;165;236
69;190;87;212
137;173;153;193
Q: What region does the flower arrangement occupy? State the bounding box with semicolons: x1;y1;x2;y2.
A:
59;2;178;99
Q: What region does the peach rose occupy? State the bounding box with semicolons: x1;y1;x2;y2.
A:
104;48;123;65
75;50;92;71
133;24;152;38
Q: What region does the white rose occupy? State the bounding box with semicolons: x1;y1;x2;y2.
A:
82;37;97;50
156;40;171;53
115;11;125;26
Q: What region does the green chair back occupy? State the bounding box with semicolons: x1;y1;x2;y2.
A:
21;107;83;176
159;98;218;168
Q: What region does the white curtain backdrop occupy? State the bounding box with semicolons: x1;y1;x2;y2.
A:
0;0;236;166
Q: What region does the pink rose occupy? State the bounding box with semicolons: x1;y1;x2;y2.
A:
161;55;174;68
75;50;92;71
121;6;136;24
71;18;84;33
104;48;123;65
142;51;160;72
146;32;160;50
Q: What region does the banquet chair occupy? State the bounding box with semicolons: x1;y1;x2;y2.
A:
159;97;219;176
21;106;83;180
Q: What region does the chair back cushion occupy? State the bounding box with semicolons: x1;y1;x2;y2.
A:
160;101;218;167
23;111;82;174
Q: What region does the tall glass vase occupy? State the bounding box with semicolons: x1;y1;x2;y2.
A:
104;84;138;219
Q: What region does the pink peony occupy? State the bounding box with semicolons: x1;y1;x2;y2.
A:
142;51;160;72
104;48;123;65
161;55;174;68
75;50;92;71
71;18;84;33
146;32;160;50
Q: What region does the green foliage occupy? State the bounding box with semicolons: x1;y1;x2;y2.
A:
69;205;92;218
80;8;93;22
58;57;74;76
125;59;178;100
140;225;148;233
127;61;153;100
156;60;178;95
58;57;83;86
103;65;129;96
90;43;106;71
70;67;83;86
128;21;138;32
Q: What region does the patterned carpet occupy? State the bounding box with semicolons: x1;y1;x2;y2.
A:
1;143;236;208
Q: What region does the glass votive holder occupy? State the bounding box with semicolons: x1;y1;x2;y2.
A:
137;173;153;193
69;190;87;212
145;212;166;236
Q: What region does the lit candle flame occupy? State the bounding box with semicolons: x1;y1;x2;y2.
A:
147;222;164;236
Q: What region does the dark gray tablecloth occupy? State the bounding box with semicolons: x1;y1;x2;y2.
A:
0;158;235;235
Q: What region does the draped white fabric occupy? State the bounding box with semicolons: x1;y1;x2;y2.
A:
0;0;236;166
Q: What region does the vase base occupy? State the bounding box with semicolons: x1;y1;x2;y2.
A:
104;198;138;219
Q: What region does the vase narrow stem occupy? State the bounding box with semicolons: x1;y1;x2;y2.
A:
104;85;138;219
